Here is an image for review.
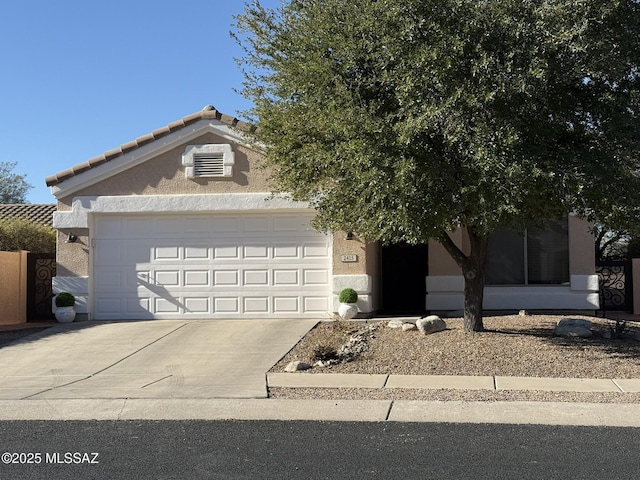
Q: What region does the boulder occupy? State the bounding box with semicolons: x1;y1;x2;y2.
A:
284;361;311;372
555;318;593;338
416;315;446;335
402;323;418;332
387;319;405;329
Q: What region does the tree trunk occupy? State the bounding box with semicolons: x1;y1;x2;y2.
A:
439;228;489;332
462;266;485;332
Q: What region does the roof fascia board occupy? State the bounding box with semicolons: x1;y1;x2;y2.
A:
50;119;252;199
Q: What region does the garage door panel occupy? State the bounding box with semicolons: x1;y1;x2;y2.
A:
156;217;210;234
93;213;331;319
304;297;331;313
214;245;240;259
273;269;299;286
214;297;240;313
125;243;154;264
244;297;269;313
153;270;180;287
184;246;210;260
274;297;299;313
243;270;269;286
184;270;210;287
273;244;299;258
244;216;269;232
243;245;269;259
95;218;124;237
94;269;123;289
211;217;239;233
303;269;330;286
213;270;239;286
273;216;303;232
124;217;154;235
155;297;181;314
153;246;180;261
184;297;210;314
303;242;330;258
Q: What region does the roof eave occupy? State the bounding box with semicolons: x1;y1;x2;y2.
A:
48;117;253;200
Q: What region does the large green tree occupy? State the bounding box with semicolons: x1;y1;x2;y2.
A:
235;0;640;331
0;161;31;203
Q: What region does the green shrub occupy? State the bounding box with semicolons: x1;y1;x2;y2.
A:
0;218;56;253
338;288;358;303
55;292;75;307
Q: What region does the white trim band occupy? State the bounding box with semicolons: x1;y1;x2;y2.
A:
53;194;311;229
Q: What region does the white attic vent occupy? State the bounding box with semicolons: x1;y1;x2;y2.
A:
183;144;235;178
194;153;225;176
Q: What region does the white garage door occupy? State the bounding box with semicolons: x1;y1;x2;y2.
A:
92;213;331;319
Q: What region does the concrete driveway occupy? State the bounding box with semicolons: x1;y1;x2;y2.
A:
0;319;317;400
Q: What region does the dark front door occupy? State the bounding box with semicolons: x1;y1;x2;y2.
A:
381;243;428;314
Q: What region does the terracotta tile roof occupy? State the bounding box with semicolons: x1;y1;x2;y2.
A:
45;105;253;188
0;204;56;227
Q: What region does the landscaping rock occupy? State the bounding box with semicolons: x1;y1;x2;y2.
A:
284;361;311;372
555;318;593;338
402;323;418;332
387;319;405;329
416;315;446;335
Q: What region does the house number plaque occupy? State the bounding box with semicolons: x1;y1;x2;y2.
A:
341;254;358;263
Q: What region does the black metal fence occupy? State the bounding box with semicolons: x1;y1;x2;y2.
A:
26;253;56;321
596;260;633;313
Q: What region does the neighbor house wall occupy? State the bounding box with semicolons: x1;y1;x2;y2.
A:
0;251;28;324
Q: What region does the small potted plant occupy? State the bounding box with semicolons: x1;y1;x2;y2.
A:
338;287;359;320
54;292;76;323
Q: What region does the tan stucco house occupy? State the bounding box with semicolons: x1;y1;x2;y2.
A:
46;105;599;321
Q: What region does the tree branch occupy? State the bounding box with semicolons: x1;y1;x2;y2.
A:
438;230;468;268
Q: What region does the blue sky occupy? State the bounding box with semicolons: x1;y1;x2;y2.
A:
0;0;278;204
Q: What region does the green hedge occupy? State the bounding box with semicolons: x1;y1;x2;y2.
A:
0;219;56;253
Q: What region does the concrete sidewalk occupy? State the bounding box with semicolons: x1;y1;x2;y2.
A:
2;398;640;427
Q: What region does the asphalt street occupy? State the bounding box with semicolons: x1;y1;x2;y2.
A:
0;420;638;480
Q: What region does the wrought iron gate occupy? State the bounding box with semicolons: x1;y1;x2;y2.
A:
596;260;633;312
26;253;56;321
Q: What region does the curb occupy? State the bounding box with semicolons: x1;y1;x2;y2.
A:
267;373;640;393
2;398;640;426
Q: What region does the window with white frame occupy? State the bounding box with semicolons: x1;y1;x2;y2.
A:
182;144;235;178
485;217;569;285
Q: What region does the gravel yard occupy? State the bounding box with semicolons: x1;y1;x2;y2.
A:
269;314;640;403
